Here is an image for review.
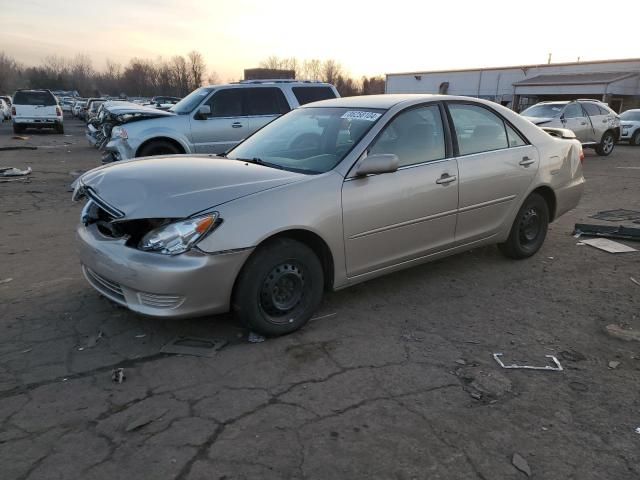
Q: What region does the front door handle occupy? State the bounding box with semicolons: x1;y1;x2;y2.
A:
519;156;535;167
232;122;243;128
436;173;457;185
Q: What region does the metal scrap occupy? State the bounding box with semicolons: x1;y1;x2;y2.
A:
580;238;637;254
111;368;126;383
160;336;227;357
493;353;563;371
574;223;640;242
1;166;32;177
591;209;640;222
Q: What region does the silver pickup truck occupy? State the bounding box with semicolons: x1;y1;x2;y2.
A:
104;80;339;161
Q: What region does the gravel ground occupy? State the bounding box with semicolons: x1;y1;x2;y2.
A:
1;116;639;479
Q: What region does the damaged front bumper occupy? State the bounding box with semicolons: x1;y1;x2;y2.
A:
77;223;252;318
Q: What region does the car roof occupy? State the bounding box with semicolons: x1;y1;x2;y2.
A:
302;94;486;110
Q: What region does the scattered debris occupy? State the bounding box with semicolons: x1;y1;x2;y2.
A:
69;170;86;177
635;427;640;435
0;278;13;284
0;146;37;151
493;353;563;371
160;336;227;357
11;135;29;140
547;256;554;260
21;348;32;354
134;334;146;339
574;223;640;242
604;324;640;343
576;242;585;246
631;277;640;287
608;361;620;369
455;359;467;365
86;330;104;348
125;408;168;432
512;453;531;477
580;238;637;254
111;368;126;383
309;312;337;322
559;349;586;362
0;166;32;177
591;209;640;222
248;331;266;344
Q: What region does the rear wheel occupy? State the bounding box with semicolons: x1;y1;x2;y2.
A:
55;123;64;134
232;238;324;336
595;131;615;156
12;123;24;134
498;193;549;259
631;130;640;146
137;139;182;157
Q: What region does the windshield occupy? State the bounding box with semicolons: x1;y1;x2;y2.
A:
521;104;565;118
227;107;385;174
620;110;640;121
170;87;213;114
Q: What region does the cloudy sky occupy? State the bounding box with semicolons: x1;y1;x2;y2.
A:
2;0;639;80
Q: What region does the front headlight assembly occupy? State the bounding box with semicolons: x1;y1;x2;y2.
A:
139;213;219;255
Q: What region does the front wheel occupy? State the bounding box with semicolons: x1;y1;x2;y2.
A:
595;131;615;156
631;130;640;147
232;238;324;336
498;193;549;259
137;140;182;157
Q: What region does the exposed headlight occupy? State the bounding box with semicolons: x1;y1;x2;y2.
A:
139;213;219;255
111;126;128;139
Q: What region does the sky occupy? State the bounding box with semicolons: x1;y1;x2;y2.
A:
2;0;639;81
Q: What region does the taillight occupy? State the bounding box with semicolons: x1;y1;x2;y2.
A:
56;106;62;117
579;147;585;163
11;106;16;116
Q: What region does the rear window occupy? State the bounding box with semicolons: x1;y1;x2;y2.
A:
292;86;336;106
13;91;56;106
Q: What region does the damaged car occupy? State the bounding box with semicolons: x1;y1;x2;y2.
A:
74;94;584;336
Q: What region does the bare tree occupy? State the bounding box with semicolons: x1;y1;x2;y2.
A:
171;55;189;96
321;60;342;85
0;52;23;93
207;70;220;85
300;59;322;81
187;50;206;91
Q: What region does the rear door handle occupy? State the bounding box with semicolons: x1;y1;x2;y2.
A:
436;174;457;185
232;122;243;128
519;156;535;167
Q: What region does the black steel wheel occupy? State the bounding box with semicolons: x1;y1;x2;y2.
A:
499;193;549;259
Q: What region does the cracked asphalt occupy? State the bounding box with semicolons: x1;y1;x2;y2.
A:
1;117;639;479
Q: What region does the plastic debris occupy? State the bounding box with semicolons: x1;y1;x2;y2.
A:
0;166;32;177
161;336;227;357
581;238;637;254
11;135;29;140
134;334;146;338
86;330;104;348
111;368;126;383
635;427;640;435
608;361;620;369
493;353;563;371
631;277;640;287
605;324;640;343
0;278;13;284
512;453;531;477
248;331;266;343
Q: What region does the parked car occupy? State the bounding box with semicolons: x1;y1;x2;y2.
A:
60;97;75;112
0;98;10;120
619;109;640;146
11;89;64;134
72;99;87;117
85;98;106;122
0;95;12;107
521;99;620;156
74;94;584;336
104;80;339;162
148;96;182;110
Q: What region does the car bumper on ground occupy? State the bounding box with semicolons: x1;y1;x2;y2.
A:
77;223;252;318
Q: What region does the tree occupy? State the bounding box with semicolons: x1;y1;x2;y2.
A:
171;55;189;96
187;50;206;91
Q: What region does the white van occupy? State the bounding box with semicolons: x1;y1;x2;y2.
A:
12;89;64;134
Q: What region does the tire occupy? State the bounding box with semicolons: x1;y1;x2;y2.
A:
137;139;182;157
498;192;549;259
12;123;24;134
55;123;64;134
232;238;324;336
631;130;640;147
595;131;615;156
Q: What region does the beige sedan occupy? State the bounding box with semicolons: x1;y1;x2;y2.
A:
74;95;584;335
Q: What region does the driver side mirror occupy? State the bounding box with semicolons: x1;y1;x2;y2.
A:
195;105;211;120
355;153;399;176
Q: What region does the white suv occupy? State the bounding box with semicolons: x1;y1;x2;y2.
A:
104;80;339;161
12;89;64;134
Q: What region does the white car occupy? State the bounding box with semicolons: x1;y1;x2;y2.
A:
0;99;10;121
619;109;640;146
12;89;64;134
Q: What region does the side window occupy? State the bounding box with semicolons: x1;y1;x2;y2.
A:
245;88;290;116
581;102;601;117
369;105;445;167
449;104;508;155
597;104;611;115
292;87;337;106
506;124;527;147
563;103;583;118
205;89;243;117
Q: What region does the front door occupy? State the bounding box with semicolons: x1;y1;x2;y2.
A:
561;103;592;143
190;88;249;154
447;102;539;242
342;104;459;278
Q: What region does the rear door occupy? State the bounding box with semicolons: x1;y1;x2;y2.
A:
342;103;459;277
190;88;248;154
581;101;612;141
244;87;291;132
447;102;538;243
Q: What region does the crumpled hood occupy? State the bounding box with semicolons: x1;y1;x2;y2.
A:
522;116;554;125
79;155;305;219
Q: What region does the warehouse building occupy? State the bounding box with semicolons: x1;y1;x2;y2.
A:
386;58;640;113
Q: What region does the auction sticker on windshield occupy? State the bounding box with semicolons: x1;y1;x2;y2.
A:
341;111;382;121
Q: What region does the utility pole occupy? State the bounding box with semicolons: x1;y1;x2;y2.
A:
547;53;552;64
